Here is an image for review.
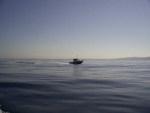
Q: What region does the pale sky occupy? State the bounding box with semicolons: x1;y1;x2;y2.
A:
0;0;150;59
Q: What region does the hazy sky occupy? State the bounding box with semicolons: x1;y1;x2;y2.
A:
0;0;150;59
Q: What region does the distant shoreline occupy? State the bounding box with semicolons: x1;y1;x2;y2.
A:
116;57;150;60
0;57;150;60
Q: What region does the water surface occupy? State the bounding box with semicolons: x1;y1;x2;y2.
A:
0;59;150;113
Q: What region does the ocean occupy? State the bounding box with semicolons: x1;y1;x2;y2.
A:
0;59;150;113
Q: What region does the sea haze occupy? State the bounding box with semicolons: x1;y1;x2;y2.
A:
0;59;150;113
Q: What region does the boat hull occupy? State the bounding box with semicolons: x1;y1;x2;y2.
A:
69;61;83;64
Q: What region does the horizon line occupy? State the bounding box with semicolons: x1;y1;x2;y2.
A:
0;56;150;60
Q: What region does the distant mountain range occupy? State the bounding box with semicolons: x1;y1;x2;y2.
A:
117;57;150;60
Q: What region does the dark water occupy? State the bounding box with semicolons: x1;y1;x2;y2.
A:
0;59;150;113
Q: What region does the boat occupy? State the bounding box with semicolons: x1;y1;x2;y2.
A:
69;58;83;64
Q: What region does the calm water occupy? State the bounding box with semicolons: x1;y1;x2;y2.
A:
0;59;150;113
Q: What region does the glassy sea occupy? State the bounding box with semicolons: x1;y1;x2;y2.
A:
0;59;150;113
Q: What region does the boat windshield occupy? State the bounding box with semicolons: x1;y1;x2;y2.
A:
73;59;78;61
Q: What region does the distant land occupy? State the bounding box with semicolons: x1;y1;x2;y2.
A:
116;57;150;60
0;57;150;60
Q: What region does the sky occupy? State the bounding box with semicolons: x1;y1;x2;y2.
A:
0;0;150;59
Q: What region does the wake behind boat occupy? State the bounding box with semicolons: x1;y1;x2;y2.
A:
69;58;83;64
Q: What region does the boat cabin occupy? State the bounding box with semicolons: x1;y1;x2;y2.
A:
73;59;79;62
